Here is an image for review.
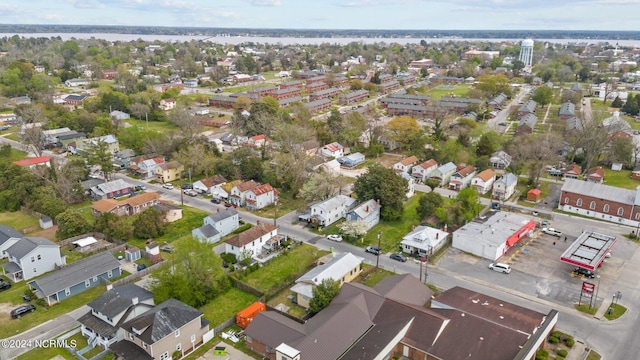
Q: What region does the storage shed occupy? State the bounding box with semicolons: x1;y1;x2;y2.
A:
527;188;541;202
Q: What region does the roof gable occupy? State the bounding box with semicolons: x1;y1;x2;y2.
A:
226;223;277;248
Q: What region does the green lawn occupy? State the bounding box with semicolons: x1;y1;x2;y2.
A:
7;147;28;162
123;118;178;133
603;303;627;320
0;211;41;233
0;284;106;339
357;265;395;287
426;84;472;101
69;200;97;226
198;287;258;326
251;190;308;220
602;169;636;189
241;244;329;291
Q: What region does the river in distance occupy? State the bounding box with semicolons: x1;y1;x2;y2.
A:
1;33;639;47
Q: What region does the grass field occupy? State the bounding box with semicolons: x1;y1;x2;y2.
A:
427;84;472;101
602;169;636;189
123;118;178;133
198;287;258;326
0;211;40;233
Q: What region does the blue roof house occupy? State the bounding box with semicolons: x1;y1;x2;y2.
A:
337;152;365;167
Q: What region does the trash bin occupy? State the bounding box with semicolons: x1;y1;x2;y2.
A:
214;346;227;355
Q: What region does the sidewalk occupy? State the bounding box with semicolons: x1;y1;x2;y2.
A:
564;339;587;360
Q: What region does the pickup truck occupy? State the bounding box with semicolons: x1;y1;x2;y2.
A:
541;227;562;237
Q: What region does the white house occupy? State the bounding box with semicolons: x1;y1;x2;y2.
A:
192;208;240;243
2;237;65;281
159;98;177;111
399;172;415;198
192;175;227;195
224;222;281;262
345;199;381;231
229;180;260;207
319;142;344;159
393;156;419;174
490;151;512;170
471;169;496;195
448;165;477;191
0;225;24;259
492;173;518;201
429;162;456;186
412;159;438;183
308;195;357;227
245;183;278;210
401;226;450;257
65;78;91;87
109;110;130;121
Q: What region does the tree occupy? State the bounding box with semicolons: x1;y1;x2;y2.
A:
417;192;444;221
385;116;421;151
167;106;202;145
133;207;167;239
149;237;230;307
507;133;562;186
309;278;340;315
611;96;623;108
338;220;369;241
475;131;501;157
353;164;407;221
476;74;512;97
608;137;633;167
298;171;345;201
326;108;344;136
85;138;115;181
94;212;132;241
55;209;91;240
532;86;554;108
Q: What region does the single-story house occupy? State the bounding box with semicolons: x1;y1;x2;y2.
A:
193;175;227;195
90;179;135;200
91;192;161;217
337;152;365;167
401;226;450;257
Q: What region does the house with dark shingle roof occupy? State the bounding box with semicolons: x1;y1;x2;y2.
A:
245;183;279;210
0;225;23;259
558;102;576;119
78;284;155;349
245;274;557;360
2;237;64;282
29;252;121;305
192;208;239;243
110;298;211;360
224;222;281;262
515;113;538;136
517;99;537;117
345;199;381;231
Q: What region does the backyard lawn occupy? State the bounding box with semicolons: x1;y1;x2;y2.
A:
427;84;472;101
0;210;41;233
198;287;258;326
602;169;636;189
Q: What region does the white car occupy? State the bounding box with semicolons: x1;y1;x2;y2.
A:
489;263;511;274
162;183;174;190
327;234;343;242
542;227;562;237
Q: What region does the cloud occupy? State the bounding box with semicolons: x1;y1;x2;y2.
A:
246;0;282;6
338;0;414;6
66;0;105;9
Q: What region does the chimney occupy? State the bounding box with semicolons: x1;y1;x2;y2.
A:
132;296;139;305
436;233;439;239
257;220;260;225
376;199;380;206
366;205;369;212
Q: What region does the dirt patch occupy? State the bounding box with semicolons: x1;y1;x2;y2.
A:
28;225;58;241
0;302;15;321
371;154;404;168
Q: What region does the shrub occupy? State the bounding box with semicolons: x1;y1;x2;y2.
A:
564;338;574;348
557;349;568;358
535;349;549;360
551;331;563;338
548;336;560;344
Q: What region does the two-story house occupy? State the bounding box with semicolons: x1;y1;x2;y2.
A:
224;222;281;261
80;134;120;155
2;237;65;282
319;142;344;159
345;199;381;231
229;180;260;207
192;208;240;243
155;161;184;183
290;252;364;309
245;184;279;210
489;150;512;170
131;157;165;179
449;165;477;191
492;173;518;201
429;162;456;187
78;284;155;349
0;225;23;259
411;159;438;183
110;298;211;360
392;155;419;174
308;195;357;227
471;169;496;195
159;98;177;111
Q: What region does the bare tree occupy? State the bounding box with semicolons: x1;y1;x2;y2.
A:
167;106;202;145
508;133;563;186
129;102;150;120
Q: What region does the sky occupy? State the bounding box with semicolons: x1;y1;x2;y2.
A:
0;0;638;31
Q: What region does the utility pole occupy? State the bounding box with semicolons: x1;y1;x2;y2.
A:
376;231;381;269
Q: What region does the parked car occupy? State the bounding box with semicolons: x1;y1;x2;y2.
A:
134;185;146;191
162;183;174;190
390;253;407;262
181;184;193;190
184;189;198;197
0;281;11;292
160;245;175;253
224;202;237;208
365;245;381;255
10;304;35;319
327;234;343;242
542;227;562;237
211;198;221;204
572;267;596;278
136;264;147;271
488;262;511;274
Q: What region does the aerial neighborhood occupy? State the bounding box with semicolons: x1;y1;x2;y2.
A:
1;30;640;360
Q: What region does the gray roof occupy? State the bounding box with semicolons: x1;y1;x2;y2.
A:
81;178;106;190
348;199;380;220
196;224;219;238
304;98;331;108
310;87;340;97
561;178;637;205
6;237;57;259
519;113;538;129
340;89;369;99
120;298;203;344
312;195;357;213
436;162;456;174
88;284;154;318
207;208;238;222
496;173;518;187
559;102;575;116
519;99;537;113
93;179;133;194
571;83;583;91
278;96;304;106
0;225;22;246
566;116;584;131
31;252;120;296
2;261;21;274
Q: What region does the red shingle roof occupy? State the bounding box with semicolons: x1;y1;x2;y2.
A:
13;156;51;167
226;223;277;248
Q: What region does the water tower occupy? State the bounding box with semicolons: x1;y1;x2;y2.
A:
518;39;534;72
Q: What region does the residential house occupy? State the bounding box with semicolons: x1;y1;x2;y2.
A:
91;192;161;217
64;94;89;107
492;173;518;201
110;298;211;360
317;159;340;175
13;156;51;169
411;159;438;183
81;178;106;196
429;162;457;187
101;70;117;80
564;163;582;179
488;93;508;110
224;222;281;262
192;175;227;195
339;90;369;105
566;116;584;132
29;252;121;305
515;113;538;136
245;184;279;211
304;98;332;114
90;179;135;200
65;78;91;87
0;225;23;259
110;110;130;122
319;142;344;159
216;180;241;202
113;149;136;169
471;169;496;194
399;172;415;198
2;237;65;282
587;166;605;183
393;155;419;174
290;252;364;309
308;195;357;227
229;180;260;207
192;208;240;243
244;274;557;360
401;226;450;257
558;102;576;120
155;161;184;183
345;199;381;231
79;134;120;155
248;134;269;148
159;98;177;111
337;152;365;167
129;156;165;179
518;99;537;117
489;150;512;170
633;165;640;180
449;165;477;191
78;284;155;349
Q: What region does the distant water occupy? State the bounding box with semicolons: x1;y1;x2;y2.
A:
1;33;639;47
